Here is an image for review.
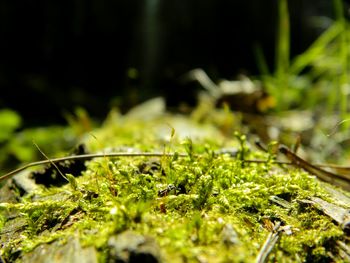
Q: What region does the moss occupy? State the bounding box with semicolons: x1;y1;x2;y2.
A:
0;113;348;262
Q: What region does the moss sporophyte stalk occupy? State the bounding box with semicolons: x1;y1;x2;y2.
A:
0;114;349;262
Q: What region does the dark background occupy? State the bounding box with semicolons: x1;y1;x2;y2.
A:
0;0;346;125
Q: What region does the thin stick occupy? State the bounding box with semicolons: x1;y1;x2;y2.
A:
279;145;350;191
256;222;281;263
0;152;188;182
244;159;350;170
2;151;350;183
33;141;68;181
327;119;350;137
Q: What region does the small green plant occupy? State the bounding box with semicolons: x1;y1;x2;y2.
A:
234;132;249;163
181;137;194;161
266;141;279;163
66;173;78;191
193;174;214;209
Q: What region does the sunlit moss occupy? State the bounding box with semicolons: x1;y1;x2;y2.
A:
0;115;348;262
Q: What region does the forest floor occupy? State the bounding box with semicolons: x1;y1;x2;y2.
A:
1;97;350;263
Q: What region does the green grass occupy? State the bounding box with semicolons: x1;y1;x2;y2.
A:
257;0;350;115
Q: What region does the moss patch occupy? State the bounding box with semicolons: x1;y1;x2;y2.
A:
1;112;349;262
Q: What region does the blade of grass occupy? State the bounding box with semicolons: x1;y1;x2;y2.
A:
275;0;290;108
254;44;276;95
254;44;270;76
289;22;342;76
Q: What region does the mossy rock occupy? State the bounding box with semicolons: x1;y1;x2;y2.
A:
1;110;350;262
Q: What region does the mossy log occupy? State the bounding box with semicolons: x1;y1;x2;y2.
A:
1;110;350;262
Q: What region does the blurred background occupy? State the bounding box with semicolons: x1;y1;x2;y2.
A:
0;0;345;126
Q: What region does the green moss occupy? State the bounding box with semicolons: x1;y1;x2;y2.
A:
0;114;348;262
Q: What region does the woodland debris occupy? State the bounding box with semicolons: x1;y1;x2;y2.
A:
269;195;292;209
298;197;350;230
221;223;240;246
21;236;97;263
0;170;38;203
255;222;282;263
279;145;350;191
336;241;350;261
322;184;350;208
182;68;275;113
108;231;161;263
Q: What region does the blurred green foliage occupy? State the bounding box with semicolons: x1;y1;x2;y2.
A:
0;109;22;143
0;108;91;175
258;0;350;115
